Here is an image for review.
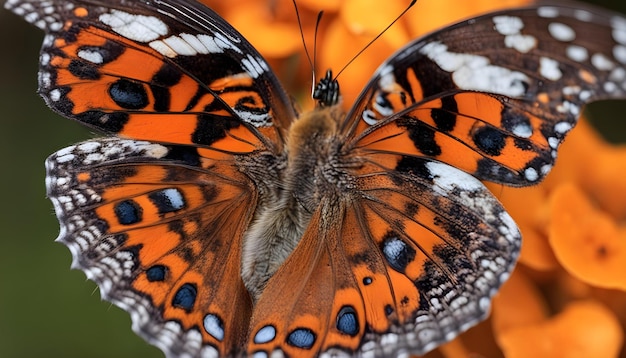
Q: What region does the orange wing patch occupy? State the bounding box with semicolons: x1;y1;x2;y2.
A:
352;92;555;185
43;25;280;152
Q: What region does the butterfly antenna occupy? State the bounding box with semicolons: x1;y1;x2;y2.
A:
292;0;318;94
334;0;417;80
311;10;324;96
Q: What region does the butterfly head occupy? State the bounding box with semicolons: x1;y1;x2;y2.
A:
312;69;340;107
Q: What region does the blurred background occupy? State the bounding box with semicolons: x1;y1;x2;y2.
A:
0;1;625;357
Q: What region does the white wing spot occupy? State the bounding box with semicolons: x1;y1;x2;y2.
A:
492;16;536;53
425;162;484;196
574;9;593;22
492;16;524;36
254;325;276;344
161;188;185;211
419;41;529;97
548;22;576;42
611;16;626;46
554;121;573;134
604;81;618;93
362;110;379;126
524;167;539;182
591;53;615;71
511;123;532;138
241;54;267;78
548;137;560;149
537;6;559;18
180;33;210;54
563;85;582;96
149;40;176;58
613;45;626;64
539;57;562;81
610;67;626;82
77;49;104;64
162;35;197;56
566;45;589;62
49;89;62;102
504;34;537;53
203;314;224;341
99;10;168;43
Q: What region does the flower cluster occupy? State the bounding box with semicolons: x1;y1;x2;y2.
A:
485;119;626;358
202;0;625;356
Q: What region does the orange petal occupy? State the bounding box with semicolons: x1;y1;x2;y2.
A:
224;2;303;58
492;269;548;336
488;184;558;271
319;19;395;107
437;337;469;358
548;183;626;291
340;0;410;49
498;300;623;358
405;0;531;37
298;0;342;12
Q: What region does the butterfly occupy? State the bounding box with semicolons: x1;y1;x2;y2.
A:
5;0;626;356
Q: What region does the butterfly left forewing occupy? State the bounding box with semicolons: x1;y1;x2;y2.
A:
343;2;626;185
5;0;296;153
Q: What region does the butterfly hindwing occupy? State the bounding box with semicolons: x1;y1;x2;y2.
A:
344;3;626;185
7;0;296;153
46;138;255;356
247;159;519;356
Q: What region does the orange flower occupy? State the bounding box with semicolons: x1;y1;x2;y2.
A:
201;0;532;108
488;119;626;357
550;183;626;291
493;270;623;358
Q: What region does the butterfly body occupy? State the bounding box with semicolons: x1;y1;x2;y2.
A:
6;0;626;356
242;102;352;299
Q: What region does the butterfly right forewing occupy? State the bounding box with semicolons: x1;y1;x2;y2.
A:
343;2;626;186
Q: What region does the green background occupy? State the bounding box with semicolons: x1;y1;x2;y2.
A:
1;1;625;357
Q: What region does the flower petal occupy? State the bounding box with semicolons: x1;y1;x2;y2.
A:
492;269;548;336
549;183;626;291
498;300;623;358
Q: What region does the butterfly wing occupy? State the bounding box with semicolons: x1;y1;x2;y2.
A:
5;0;299;356
247;162;519;356
247;2;626;356
45;138;258;356
6;0;295;153
343;2;626;185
